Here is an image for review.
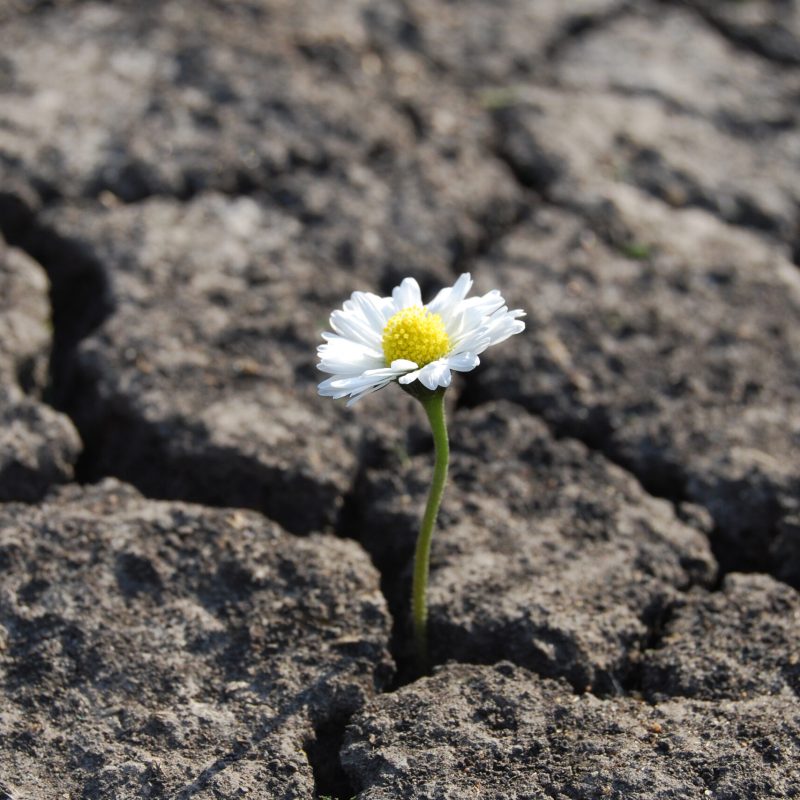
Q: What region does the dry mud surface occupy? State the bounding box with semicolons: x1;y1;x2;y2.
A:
0;1;799;798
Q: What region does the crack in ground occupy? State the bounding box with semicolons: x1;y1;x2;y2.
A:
488;85;799;261
0;192;114;410
609;138;794;243
333;425;423;691
543;0;636;62
1;147;336;216
658;0;800;67
620;596;678;699
304;713;357;800
167;675;361;800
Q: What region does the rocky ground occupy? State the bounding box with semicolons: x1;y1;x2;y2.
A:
0;1;798;798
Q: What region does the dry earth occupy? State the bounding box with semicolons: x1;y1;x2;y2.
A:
0;1;799;798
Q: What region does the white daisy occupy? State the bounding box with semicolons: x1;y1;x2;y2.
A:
317;273;525;405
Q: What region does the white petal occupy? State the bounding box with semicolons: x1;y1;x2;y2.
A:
425;285;452;314
318;359;415;402
392;277;422;310
346;380;393;406
349;365;410;385
426;273;473;322
318;376;342;394
463;289;504;314
317;356;383;376
398;369;421;385
352;291;394;330
330;308;383;348
317;334;382;354
390;359;418;371
444;305;485;340
419;360;452;390
317;338;384;375
450;327;492;355
317;336;378;358
318;375;375;399
445;352;480;373
322;374;378;391
485;308;526;346
449;273;473;304
338;359;416;403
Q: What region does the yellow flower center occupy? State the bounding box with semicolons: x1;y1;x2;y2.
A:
382;306;451;367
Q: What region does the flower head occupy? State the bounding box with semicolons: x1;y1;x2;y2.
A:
317;273;525;405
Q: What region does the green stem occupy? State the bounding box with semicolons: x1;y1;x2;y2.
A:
412;388;449;671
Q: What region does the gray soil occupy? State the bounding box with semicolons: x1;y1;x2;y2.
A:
0;1;798;798
0;480;392;798
342;662;800;799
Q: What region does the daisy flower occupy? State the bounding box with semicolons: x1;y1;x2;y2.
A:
317;273;525;404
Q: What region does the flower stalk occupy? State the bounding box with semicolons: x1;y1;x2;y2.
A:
317;272;524;670
411;388;449;670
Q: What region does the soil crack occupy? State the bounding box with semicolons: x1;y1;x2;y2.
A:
304;713;357;800
659;0;800;67
543;1;636;62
